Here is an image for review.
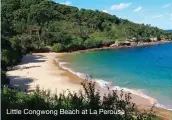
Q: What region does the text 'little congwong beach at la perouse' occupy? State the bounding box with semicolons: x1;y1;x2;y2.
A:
6;109;125;116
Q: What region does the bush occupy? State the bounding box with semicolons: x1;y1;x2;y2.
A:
1;81;156;120
84;39;102;49
1;49;11;69
65;38;84;51
52;43;64;52
1;71;9;85
2;49;23;70
34;46;51;53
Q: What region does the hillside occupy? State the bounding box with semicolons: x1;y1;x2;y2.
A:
2;0;172;74
2;0;172;53
2;0;172;78
1;1;172;119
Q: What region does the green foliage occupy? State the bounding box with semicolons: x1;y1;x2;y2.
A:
2;0;171;55
52;43;64;52
65;38;84;51
84;39;102;48
1;48;22;70
2;0;171;87
1;71;9;85
1;81;157;120
1;36;23;70
0;1;170;119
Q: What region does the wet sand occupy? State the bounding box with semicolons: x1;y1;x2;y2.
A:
6;53;172;119
7;53;154;105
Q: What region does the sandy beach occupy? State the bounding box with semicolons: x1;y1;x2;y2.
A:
6;52;172;119
7;52;154;105
7;53;84;95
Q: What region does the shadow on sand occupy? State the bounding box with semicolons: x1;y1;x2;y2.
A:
7;54;48;92
8;76;34;92
11;65;41;71
19;54;47;65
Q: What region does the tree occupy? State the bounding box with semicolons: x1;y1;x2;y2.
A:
2;0;171;53
52;43;64;52
1;81;157;120
84;38;102;48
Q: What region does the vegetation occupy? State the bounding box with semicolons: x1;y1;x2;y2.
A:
1;36;23;85
1;81;158;120
2;0;172;55
1;0;171;119
2;0;172;72
52;43;64;52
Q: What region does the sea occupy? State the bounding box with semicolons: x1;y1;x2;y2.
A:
57;43;172;110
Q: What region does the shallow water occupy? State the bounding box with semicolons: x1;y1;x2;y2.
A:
59;43;172;109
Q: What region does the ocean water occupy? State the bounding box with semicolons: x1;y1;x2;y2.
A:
58;43;172;110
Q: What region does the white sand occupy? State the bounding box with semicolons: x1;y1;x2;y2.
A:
7;53;154;106
7;53;83;95
6;53;172;119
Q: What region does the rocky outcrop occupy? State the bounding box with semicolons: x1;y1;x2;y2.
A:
110;41;131;47
109;39;171;48
110;41;119;47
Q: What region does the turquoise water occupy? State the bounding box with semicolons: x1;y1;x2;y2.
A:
59;43;172;109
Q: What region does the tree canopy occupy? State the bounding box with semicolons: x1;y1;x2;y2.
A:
1;0;172;84
2;0;172;55
1;1;171;119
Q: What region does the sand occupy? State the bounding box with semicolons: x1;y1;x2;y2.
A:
7;52;154;105
6;52;172;118
7;53;83;95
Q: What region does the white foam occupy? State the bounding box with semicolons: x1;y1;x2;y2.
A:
95;79;112;88
156;103;172;111
56;59;88;79
93;79;153;102
59;62;68;65
55;58;172;111
96;80;172;111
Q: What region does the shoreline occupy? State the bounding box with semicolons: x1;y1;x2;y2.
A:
7;52;155;106
6;47;172;118
56;56;156;104
55;41;172;112
65;40;172;54
56;57;157;106
56;52;172;111
7;53;83;95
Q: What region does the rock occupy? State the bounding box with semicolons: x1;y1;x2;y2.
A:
110;41;119;47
